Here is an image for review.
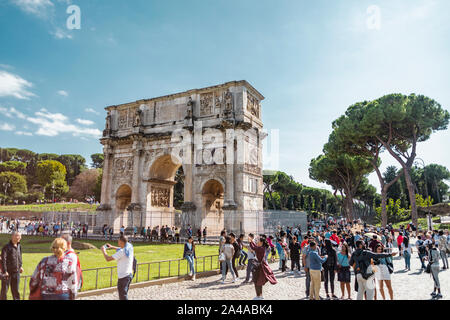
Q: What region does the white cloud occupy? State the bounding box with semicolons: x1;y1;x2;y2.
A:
1;106;101;139
0;123;15;131
57;90;68;96
26;109;102;138
15;131;33;136
0;71;36;99
85;108;100;115
52;28;73;40
0;106;27;119
76;119;94;126
11;0;54;17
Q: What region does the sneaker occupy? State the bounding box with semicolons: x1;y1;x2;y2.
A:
435;293;443;299
221;280;225;284
430;292;437;297
192;275;196;281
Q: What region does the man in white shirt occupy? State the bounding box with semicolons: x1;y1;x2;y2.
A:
102;235;134;300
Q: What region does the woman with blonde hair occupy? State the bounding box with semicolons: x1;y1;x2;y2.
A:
29;238;78;300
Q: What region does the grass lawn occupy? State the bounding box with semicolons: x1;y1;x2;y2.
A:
0;234;219;299
0;203;98;213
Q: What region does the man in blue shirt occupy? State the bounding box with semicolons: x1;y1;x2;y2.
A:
308;241;327;300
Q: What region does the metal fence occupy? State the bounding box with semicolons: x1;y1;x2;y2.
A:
18;254;220;300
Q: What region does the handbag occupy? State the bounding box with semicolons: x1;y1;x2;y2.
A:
29;258;49;300
218;252;226;262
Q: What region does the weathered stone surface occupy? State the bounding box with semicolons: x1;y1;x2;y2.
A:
95;81;265;236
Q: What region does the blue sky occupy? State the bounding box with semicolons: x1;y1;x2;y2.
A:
0;0;449;192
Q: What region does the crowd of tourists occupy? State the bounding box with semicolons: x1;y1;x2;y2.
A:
200;218;449;300
0;214;448;301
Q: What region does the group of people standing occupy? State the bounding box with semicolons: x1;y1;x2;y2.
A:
0;232;82;300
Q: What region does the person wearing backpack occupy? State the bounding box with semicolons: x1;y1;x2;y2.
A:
349;240;397;300
425;243;442;299
415;236;427;269
101;235;135;300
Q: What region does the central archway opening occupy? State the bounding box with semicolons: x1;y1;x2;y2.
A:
147;154;183;229
202;179;224;235
115;184;132;230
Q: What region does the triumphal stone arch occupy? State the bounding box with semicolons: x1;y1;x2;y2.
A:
94;81;265;236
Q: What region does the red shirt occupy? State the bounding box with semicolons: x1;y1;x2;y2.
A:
330;233;340;245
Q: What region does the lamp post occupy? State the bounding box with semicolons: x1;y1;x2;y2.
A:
51;181;55;204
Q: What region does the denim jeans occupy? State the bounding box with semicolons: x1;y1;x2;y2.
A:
239;251;248;265
245;259;254;281
403;251;411;269
186;255;195;275
117;275;133;300
418;252;426;268
221;260;235;279
41;293;70;300
305;269;311;297
440;250;448;269
0;272;20;300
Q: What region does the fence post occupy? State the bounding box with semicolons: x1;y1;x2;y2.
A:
95;269;99;289
168;261;171;277
110;267;113;288
203;256;205;273
158;262;161;279
147;263;150;281
178;259;180;277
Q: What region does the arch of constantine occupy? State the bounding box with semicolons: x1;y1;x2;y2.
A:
94;81;266;235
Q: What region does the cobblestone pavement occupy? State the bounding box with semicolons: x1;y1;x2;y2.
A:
80;243;449;300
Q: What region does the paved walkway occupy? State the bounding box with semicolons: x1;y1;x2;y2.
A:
80;243;449;300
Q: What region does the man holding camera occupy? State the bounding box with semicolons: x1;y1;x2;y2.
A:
101;235;134;300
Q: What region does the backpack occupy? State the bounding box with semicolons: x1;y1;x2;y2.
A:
417;240;426;255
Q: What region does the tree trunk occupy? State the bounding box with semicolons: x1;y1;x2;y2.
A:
403;167;418;227
346;196;354;221
380;189;388;228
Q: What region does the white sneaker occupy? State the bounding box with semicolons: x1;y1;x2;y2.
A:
192;275;196;281
232;278;236;283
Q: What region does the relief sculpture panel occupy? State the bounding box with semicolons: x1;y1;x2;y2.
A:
151;187;170;207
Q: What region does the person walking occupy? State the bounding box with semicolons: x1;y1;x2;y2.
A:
202;227;207;244
321;239;338;299
289;236;301;275
29;238;78;300
308;241;327;300
197;229;202;245
373;244;394;300
337;242;352;300
230;233;240;279
249;235;277;300
426;242;442;299
401;237;413;271
242;233;256;284
0;232;23;300
101;235;134;300
415;235;428;269
219;236;236;283
397;232;404;257
183;236;196;280
437;230;449;270
238;234;247;266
